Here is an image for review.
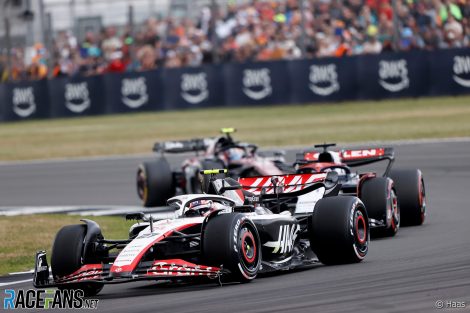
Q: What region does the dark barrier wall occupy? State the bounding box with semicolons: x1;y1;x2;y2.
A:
356;51;430;99
104;70;165;113
49;75;106;117
288;56;358;103
1;80;51;121
223;61;291;107
428;49;470;95
162;65;225;110
1;48;469;122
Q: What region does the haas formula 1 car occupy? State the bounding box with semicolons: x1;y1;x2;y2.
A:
34;170;369;296
137;128;293;207
294;144;426;236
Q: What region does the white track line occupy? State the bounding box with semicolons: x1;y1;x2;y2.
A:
0;205;144;216
9;270;34;275
0;205;175;217
0;279;32;287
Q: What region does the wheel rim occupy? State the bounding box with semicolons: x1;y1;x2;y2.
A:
238;225;259;273
241;231;256;264
136;167;148;202
353;208;368;258
390;189;400;231
355;213;367;244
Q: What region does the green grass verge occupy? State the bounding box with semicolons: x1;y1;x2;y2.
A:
0;215;134;276
0;96;469;161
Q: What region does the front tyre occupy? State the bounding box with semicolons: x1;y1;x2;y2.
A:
309;196;369;265
51;225;103;296
389;169;426;226
202;214;261;282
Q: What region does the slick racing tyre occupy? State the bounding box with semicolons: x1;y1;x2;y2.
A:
51;225;103;296
137;158;175;207
389;169;426;226
309;196;369;265
360;177;399;237
203;213;261;282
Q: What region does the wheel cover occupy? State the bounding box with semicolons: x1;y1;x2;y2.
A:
355;213;367;244
353;208;369;258
241;231;257;264
237;225;259;274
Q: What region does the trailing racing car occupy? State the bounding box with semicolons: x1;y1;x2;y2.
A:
34;170;369;296
293;143;426;236
136;128;293;207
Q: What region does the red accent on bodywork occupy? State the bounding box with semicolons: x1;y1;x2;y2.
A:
239;173;327;195
146;259;220;277
55;264;103;283
235;188;245;203
110;223;199;274
303;152;319;161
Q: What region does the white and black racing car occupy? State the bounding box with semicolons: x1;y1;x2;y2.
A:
34;170;369;296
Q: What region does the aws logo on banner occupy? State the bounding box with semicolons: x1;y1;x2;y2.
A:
181;73;209;104
453;56;470;88
309;64;340;96
12;87;36;118
242;68;272;100
121;77;148;109
378;59;409;92
65;82;90;113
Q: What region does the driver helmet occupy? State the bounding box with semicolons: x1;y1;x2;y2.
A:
226;147;245;162
187;200;214;217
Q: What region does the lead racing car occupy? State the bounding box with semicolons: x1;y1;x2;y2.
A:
34;170;369;296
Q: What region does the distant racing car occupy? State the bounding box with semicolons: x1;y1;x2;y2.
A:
293;143;426;236
136;128;293;207
34;170;369;296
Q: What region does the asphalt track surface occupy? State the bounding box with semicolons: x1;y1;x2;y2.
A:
1;140;470;312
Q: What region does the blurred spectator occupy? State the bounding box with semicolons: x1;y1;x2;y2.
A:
1;0;469;82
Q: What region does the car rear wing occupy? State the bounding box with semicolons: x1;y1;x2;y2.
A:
153;138;213;154
340;147;394;166
238;173;328;198
297;147;395;176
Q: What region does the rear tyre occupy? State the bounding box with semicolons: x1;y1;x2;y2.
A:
360;177;399;237
389;169;426;226
309;196;369;265
203;214;261;282
137;158;175;207
51;225;103;296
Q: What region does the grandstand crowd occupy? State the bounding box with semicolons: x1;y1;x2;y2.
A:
1;0;469;82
